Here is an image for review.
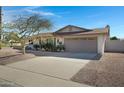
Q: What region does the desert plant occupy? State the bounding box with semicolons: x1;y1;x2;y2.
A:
44;43;53;51
56;44;65;52
33;44;40;51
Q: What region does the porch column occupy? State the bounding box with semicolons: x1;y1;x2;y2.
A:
53;38;56;46
97;34;106;55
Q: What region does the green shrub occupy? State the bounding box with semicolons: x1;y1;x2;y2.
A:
56;44;65;52
0;41;2;49
44;43;55;51
33;44;40;51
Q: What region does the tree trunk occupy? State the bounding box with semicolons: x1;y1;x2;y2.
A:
21;40;26;54
39;39;42;49
0;6;2;49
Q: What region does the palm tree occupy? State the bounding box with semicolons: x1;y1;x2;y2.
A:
0;6;2;49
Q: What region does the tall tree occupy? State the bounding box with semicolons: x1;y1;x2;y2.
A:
0;6;2;49
5;15;53;54
4;32;20;46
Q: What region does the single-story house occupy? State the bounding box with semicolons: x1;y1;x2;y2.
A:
26;25;110;55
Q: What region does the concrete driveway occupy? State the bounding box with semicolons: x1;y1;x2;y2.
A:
0;56;92;87
27;51;97;60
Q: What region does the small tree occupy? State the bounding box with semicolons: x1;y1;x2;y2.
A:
4;32;20;47
5;15;53;54
110;36;119;40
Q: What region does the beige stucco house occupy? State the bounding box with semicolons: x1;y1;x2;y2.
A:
26;25;110;55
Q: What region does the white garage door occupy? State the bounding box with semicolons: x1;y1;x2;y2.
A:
64;37;97;53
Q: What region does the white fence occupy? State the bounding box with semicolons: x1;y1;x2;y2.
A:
105;40;124;52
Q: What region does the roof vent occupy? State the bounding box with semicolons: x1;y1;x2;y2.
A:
105;25;110;29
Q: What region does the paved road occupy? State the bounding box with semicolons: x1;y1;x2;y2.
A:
0;57;90;87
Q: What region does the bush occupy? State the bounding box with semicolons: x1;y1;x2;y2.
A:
56;44;65;52
32;42;65;52
44;43;55;51
33;44;40;51
13;46;22;50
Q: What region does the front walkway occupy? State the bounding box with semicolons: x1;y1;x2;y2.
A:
27;50;98;60
0;47;21;58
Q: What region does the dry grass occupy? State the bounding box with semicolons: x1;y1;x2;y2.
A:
71;53;124;87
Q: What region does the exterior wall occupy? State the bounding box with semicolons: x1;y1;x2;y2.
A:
55;36;64;46
64;34;107;55
25;25;108;54
63;34;98;38
57;26;86;33
40;37;53;43
105;40;124;52
26;33;107;54
70;26;85;31
26;36;55;45
58;27;70;32
64;38;97;53
97;34;106;55
33;39;39;44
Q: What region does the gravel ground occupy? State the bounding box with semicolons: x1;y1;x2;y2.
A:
1;48;124;87
71;52;124;87
0;47;36;65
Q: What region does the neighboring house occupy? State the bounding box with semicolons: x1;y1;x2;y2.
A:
26;25;110;55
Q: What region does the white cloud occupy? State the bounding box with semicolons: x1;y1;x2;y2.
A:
23;6;61;17
24;8;55;16
3;6;62;23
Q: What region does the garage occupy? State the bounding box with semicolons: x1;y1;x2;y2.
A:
64;37;97;53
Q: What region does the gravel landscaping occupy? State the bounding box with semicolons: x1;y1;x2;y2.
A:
0;78;20;87
71;52;124;87
0;47;36;65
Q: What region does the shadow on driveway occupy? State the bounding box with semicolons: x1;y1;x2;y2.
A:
26;50;101;60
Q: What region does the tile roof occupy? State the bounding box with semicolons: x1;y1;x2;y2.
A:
28;25;109;38
55;25;91;33
54;25;109;36
73;28;108;35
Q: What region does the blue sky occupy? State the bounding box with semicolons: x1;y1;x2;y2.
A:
2;6;124;38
